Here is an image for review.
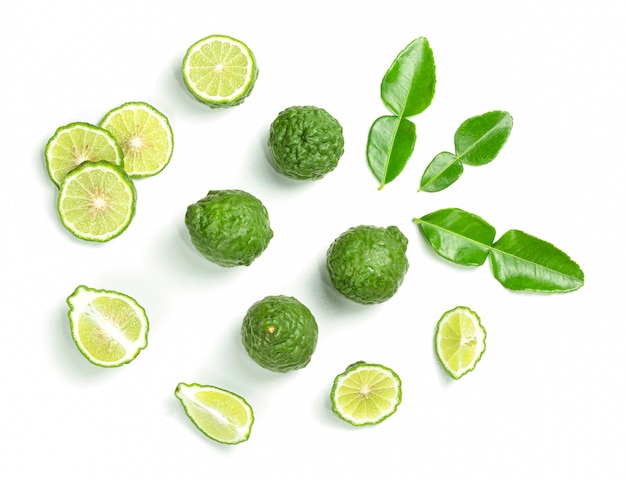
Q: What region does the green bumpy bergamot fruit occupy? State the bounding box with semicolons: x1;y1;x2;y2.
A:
326;225;409;304
185;189;273;267
268;105;344;180
241;295;318;373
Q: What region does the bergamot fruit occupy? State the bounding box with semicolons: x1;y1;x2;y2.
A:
326;225;409;304
268;105;344;180
185;189;273;267
241;295;318;373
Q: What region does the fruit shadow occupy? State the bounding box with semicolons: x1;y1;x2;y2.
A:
164;56;233;120
314;255;377;322
159;220;247;284
51;304;116;382
250;129;316;193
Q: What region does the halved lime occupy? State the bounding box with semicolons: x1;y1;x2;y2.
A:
330;361;402;426
57;161;136;242
45;122;124;187
100;101;174;177
175;383;254;445
182;34;259;107
66;285;149;367
435;306;487;379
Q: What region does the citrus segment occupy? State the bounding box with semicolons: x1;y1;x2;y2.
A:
66;285;149;367
175;383;254;445
182;34;258;107
100;101;173;177
45;122;124;186
331;362;402;426
435;306;486;379
57;161;136;242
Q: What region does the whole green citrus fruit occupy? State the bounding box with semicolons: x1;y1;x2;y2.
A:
185;189;273;267
326;225;409;304
268;105;344;180
241;295;318;373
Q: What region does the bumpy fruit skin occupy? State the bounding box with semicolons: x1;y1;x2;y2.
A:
326;225;409;304
241;295;318;373
268;106;344;180
185;190;273;267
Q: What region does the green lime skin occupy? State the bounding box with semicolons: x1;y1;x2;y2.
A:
326;225;409;304
268;106;344;180
241;295;318;373
185;190;273;267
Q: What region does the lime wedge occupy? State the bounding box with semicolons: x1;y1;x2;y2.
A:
66;285;149;367
57;161;136;242
330;361;402;426
45;122;124;187
435;306;487;379
182;34;259;107
100;101;174;178
175;383;254;445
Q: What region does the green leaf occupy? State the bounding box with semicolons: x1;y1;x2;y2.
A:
455;110;513;166
489;230;584;293
367;115;416;189
413;208;496;266
381;37;436;118
418;152;463;192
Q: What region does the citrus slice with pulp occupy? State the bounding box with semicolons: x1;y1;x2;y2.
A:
45;122;124;187
182;34;258;107
100;101;174;177
330;361;402;426
175;383;254;445
66;285;149;367
57;161;136;242
435;306;487;379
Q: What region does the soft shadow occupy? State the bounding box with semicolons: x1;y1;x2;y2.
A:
163;56;233;120
156;221;246;283
52;304;115;382
247;126;317;193
315;256;375;320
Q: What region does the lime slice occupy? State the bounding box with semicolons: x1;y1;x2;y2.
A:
435;306;487;379
182;34;259;107
175;383;254;445
66;285;149;367
57;160;136;242
330;361;402;426
45;122;124;187
100;101;174;178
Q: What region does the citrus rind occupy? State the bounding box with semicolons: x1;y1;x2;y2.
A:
434;306;487;380
330;361;402;426
66;285;149;368
99;101;174;178
174;383;254;445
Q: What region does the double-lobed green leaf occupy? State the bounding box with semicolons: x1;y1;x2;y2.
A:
413;208;584;293
367;37;436;189
419;110;513;192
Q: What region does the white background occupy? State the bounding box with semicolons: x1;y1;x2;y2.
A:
1;0;625;478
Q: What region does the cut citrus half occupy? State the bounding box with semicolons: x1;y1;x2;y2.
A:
66;285;149;367
100;101;174;177
435;306;487;379
182;34;259;107
45;122;124;187
57;161;136;242
330;361;402;426
175;383;254;445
